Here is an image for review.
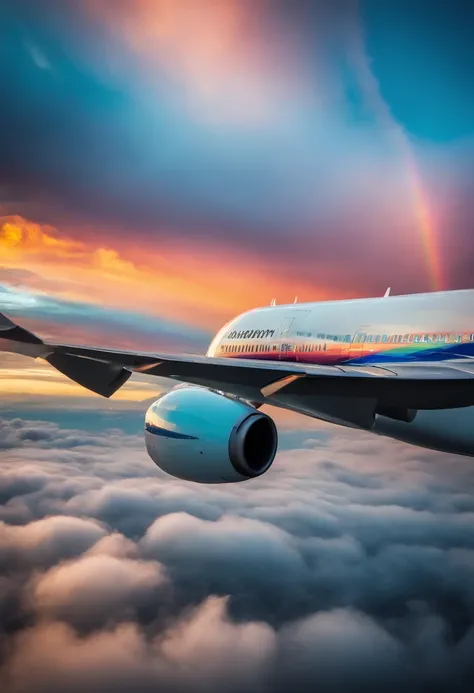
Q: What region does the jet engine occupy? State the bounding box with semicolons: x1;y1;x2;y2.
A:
144;385;278;483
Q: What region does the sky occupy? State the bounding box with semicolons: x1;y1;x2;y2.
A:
1;1;474;691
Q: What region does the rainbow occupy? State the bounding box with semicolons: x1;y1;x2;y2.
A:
350;15;444;292
398;138;444;291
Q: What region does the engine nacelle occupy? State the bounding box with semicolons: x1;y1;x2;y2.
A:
144;386;278;483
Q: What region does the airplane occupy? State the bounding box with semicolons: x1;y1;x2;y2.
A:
2;288;474;483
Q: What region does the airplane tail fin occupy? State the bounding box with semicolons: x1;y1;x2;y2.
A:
0;312;131;397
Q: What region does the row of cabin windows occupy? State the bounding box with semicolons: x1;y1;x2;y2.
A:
221;343;328;354
321;334;474;344
221;333;474;355
222;343;273;354
296;344;326;352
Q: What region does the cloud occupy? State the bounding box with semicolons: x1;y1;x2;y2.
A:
3;2;467;297
0;515;106;570
0;216;216;339
0;213;353;338
1;413;474;691
34;552;167;629
86;0;295;126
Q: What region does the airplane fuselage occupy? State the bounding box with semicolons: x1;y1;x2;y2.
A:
207;290;474;458
208;289;474;366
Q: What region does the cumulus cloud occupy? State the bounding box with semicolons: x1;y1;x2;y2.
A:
1;413;474;691
0;515;106;570
34;553;167;630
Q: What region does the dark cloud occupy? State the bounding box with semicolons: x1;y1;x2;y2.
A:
0;414;474;691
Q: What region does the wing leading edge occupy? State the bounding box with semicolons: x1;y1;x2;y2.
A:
2;312;474;429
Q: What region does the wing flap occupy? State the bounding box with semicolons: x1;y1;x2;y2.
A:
46;352;132;397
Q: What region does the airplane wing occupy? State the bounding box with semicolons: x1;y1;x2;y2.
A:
2;311;474;429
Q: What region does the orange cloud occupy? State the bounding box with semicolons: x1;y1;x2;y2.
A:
0;354;161;406
1;215;342;332
0;358;159;401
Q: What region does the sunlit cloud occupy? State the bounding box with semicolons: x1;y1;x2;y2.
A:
0;214;343;334
86;0;306;126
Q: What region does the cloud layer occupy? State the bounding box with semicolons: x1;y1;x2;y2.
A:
1;413;474;692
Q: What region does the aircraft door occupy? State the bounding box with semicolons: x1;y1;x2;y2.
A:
349;325;370;361
277;311;310;361
278;317;295;360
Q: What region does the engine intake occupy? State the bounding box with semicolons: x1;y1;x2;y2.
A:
145;385;278;483
229;413;277;477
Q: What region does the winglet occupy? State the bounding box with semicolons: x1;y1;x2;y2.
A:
384;287;391;298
